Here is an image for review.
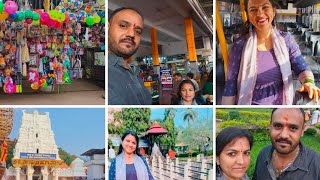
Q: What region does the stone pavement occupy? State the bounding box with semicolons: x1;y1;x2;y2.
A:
0;79;105;105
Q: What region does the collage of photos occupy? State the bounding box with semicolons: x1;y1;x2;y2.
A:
2;0;320;180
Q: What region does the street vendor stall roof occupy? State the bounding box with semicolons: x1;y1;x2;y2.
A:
147;122;168;134
81;148;105;156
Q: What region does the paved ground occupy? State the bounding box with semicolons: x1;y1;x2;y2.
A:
0;79;105;105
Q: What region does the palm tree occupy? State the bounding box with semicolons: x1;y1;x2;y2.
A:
182;108;198;126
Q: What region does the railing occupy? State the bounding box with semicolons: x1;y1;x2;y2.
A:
147;155;213;180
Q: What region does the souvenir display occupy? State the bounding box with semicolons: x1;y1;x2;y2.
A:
0;0;105;94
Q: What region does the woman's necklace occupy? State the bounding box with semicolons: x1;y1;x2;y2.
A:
272;146;300;176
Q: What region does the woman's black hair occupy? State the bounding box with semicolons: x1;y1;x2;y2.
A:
216;127;253;174
242;0;281;35
207;70;213;83
117;130;141;156
177;79;196;98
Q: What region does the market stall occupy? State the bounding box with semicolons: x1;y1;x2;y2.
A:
0;0;105;94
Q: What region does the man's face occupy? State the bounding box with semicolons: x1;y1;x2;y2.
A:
270;109;305;155
174;75;182;82
108;9;143;59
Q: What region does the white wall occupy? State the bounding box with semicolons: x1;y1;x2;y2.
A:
134;46;152;58
87;165;104;180
162;41;188;56
93;154;105;160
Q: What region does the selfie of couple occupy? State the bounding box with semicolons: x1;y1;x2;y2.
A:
216;108;320;180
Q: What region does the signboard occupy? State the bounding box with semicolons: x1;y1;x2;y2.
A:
94;52;105;66
20;153;56;160
160;68;173;88
12;159;63;167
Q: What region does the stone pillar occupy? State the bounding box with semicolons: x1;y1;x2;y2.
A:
26;166;34;180
41;166;49;180
53;168;59;180
14;167;21;180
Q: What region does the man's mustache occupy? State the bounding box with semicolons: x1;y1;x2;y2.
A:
119;38;135;46
275;138;292;145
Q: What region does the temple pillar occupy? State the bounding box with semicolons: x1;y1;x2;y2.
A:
41;166;49;180
14;167;21;180
26;165;34;180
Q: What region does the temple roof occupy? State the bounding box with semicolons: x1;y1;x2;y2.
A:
81;148;105;156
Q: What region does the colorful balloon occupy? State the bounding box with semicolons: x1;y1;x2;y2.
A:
32;12;40;20
40;12;50;22
47;19;57;27
54;21;62;28
17;11;25;21
25;9;32;18
4;1;17;15
49;9;59;20
101;17;105;24
85;16;94;26
32;19;40;24
9;12;17;20
93;15;101;23
0;11;8;21
57;13;65;22
25;18;32;24
0;2;4;13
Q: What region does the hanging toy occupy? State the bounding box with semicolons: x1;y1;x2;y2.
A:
63;71;72;84
15;72;22;93
3;76;15;94
4;1;17;15
63;55;71;69
44;0;50;12
0;53;5;68
27;69;39;83
31;82;39;90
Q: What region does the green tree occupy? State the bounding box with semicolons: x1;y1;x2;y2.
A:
108;108;152;136
5;140;16;167
158;109;177;149
108;111;125;135
58;148;77;166
122;108;151;135
177;117;213;151
182;108;198;125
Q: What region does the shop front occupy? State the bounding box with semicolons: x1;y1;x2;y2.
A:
0;0;105;96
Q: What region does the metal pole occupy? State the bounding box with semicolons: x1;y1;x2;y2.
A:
215;1;229;77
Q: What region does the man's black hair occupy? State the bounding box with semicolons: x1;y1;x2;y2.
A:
173;72;182;77
187;72;194;79
271;108;306;123
109;7;144;22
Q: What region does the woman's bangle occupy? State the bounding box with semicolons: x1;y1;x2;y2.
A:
303;78;315;85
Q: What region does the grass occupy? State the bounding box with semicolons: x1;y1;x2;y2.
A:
218;108;273;112
247;134;320;178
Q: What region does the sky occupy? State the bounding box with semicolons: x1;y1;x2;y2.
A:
9;108;105;156
150;108;213;128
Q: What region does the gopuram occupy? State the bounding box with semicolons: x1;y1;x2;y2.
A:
12;110;63;180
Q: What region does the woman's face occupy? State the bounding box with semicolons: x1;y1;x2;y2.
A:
180;83;195;103
247;0;275;32
122;134;137;155
217;137;251;180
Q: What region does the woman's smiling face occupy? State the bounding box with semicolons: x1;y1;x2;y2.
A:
247;0;275;32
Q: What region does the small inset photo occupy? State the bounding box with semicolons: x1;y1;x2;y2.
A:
108;108;213;180
108;0;213;105
0;108;105;180
216;108;320;180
